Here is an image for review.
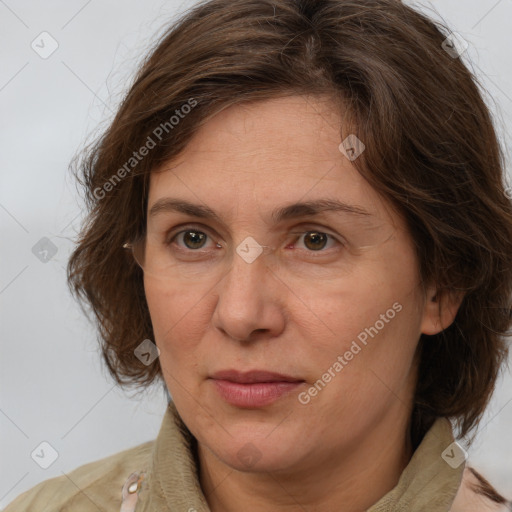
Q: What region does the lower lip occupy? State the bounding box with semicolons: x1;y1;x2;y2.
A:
211;379;303;407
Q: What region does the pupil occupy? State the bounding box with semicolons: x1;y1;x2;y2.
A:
184;231;205;249
305;232;327;251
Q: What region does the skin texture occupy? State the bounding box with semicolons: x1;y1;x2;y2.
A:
142;95;462;511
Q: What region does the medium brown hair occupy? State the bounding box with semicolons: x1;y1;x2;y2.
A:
67;0;512;444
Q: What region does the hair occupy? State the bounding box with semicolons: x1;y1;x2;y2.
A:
67;0;512;447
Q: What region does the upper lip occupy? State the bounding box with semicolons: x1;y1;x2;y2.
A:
210;369;304;383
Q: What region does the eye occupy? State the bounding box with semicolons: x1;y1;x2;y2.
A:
167;226;341;254
291;230;340;253
167;228;218;251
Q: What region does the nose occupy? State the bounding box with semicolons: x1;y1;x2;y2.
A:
211;242;286;343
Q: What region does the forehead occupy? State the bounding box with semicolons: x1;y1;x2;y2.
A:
147;95;399;228
174;95;344;169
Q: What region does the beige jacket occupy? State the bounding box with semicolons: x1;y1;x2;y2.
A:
5;400;510;511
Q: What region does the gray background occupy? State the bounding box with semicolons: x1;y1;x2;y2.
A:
1;0;511;508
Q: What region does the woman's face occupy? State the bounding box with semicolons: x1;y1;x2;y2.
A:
143;95;441;474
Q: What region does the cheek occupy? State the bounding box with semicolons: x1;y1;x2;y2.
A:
301;247;423;385
305;299;421;432
308;264;415;343
144;278;207;367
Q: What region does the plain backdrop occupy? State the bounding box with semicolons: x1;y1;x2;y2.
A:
1;0;511;508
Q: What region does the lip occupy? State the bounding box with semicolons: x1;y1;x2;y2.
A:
210;369;304;384
209;370;305;408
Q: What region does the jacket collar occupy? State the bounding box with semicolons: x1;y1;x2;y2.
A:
367;416;465;511
136;400;465;511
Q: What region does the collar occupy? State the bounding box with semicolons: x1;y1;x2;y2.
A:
134;401;464;511
368;416;465;511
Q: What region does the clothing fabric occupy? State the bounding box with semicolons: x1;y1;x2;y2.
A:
4;400;509;511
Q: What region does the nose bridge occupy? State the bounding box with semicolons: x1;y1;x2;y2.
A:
212;238;277;340
223;239;272;293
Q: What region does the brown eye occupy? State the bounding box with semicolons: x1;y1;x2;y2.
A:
181;230;208;249
303;232;329;251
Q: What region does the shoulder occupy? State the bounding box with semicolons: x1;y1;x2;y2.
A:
3;440;154;512
451;467;511;512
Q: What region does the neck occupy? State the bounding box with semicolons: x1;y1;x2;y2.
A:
198;414;413;512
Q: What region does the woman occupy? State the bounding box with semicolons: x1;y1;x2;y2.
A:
6;0;512;510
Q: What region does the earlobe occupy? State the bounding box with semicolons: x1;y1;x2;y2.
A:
420;286;465;335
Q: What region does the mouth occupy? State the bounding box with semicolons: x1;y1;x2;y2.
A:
210;369;305;383
209;369;305;407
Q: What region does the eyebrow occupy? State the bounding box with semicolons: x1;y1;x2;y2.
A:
148;198;372;223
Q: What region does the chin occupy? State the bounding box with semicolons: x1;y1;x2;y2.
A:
207;431;305;474
222;446;297;473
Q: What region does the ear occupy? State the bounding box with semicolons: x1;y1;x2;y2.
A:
420;285;465;335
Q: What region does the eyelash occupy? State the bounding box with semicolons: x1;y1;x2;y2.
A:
165;224;343;256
